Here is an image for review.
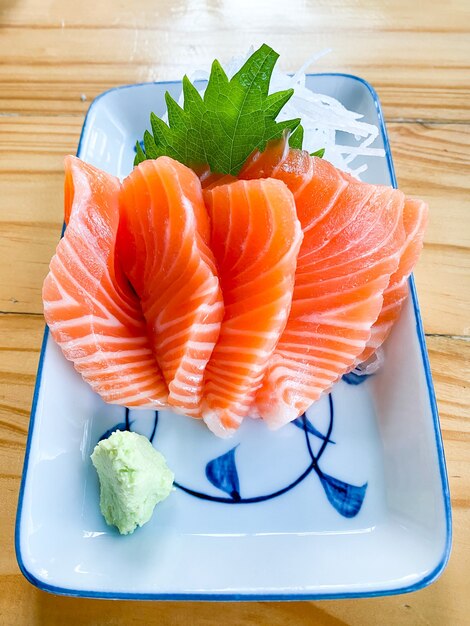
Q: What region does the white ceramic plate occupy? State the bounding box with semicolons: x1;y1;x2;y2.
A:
16;74;451;600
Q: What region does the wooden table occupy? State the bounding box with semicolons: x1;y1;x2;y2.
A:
1;1;469;623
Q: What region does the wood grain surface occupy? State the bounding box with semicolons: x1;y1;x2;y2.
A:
0;0;469;624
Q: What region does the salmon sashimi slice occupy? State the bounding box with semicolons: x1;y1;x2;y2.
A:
202;178;303;437
118;157;224;417
242;138;428;376
196;164;237;191
352;197;428;368
241;144;407;427
42;156;168;407
241;138;314;197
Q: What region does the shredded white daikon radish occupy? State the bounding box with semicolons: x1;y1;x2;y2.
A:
187;48;385;179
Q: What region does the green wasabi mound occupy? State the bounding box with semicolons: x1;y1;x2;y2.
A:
91;430;174;535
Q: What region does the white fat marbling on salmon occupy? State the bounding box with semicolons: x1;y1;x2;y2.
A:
119;157;223;416
241;152;407;428
201;178;303;436
42;156;168;408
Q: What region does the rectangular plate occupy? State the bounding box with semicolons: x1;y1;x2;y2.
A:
15;74;451;600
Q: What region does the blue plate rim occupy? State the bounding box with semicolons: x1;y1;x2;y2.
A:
15;72;452;601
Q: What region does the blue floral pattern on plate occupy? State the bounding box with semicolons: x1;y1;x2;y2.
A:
100;373;369;518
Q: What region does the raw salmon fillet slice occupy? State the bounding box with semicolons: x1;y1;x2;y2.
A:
240;144;407;427
202;178;303;437
352;197;428;367
241;139;428;371
119;157;224;417
43;156;168;407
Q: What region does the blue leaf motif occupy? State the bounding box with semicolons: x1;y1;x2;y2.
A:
206;446;241;501
292;414;335;444
342;371;370;385
98;421;130;442
318;472;367;518
149;411;159;443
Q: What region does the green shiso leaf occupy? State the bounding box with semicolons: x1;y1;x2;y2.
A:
135;44;303;175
